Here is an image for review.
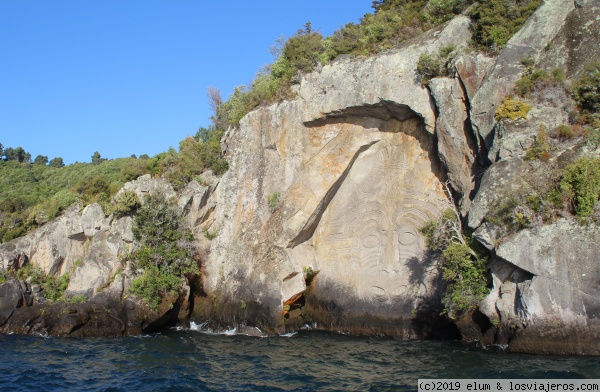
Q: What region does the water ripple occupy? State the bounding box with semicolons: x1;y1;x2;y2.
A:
1;331;599;391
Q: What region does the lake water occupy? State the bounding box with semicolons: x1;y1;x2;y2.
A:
1;328;598;391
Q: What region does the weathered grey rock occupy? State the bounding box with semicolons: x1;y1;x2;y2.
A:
296;16;472;134
454;54;495;102
0;280;25;326
467;158;530;230
204;95;451;335
67;216;134;296
81;203;109;238
115;174;175;202
538;0;600;77
0;207;87;276
488;106;569;162
470;0;575;150
178;176;219;233
430;77;477;214
481;220;600;354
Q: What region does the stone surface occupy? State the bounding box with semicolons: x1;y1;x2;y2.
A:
0;280;25;326
430;77;478;214
115;174;176;202
467;158;530;230
0;3;598;354
470;0;575;150
296;15;472;133
454;54;495;102
538;0;600;77
480;221;600;354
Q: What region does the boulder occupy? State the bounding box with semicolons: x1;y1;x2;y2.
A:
481;220;600;354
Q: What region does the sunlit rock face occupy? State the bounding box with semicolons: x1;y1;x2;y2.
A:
309;120;447;333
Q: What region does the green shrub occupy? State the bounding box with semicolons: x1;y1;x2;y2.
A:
16;263;45;282
113;190;141;218
494;96;532;121
441;243;489;314
204;228;218;240
0;274;6;285
515;69;549;97
415;46;456;85
267;191;281;212
127;192;197;310
470;0;542;52
42;274;70;301
282;24;324;73
416;53;443;86
420;206;489;316
525;125;551;161
167;129;228;191
560;157;600;217
572;62;600;113
16;263;71;302
67;294;87;304
424;0;470;24
556;124;575;140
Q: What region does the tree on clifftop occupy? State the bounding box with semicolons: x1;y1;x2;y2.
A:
92;151;107;165
49;157;65;168
34;155;49;165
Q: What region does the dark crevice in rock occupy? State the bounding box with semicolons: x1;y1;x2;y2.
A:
303;100;421;127
471;308;494;334
455;75;491;195
286;140;380;248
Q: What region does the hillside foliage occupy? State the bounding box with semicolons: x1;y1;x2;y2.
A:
0;126;228;243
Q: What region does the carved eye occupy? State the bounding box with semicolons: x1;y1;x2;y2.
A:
396;224;417;246
362;233;380;248
360;222;382;248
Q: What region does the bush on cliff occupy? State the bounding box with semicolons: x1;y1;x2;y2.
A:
420;197;489;317
560;157;600;218
15;263;70;302
126;192;198;310
166;127;228;191
470;0;541;52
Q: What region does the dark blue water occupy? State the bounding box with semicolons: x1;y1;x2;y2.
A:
1;330;598;391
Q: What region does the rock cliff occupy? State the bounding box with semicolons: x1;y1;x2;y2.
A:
1;0;599;354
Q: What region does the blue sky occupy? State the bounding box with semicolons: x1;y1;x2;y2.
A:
0;1;373;164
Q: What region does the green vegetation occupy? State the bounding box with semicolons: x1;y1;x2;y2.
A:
14;263;72;302
214;0;482;128
494;96;532;121
524;125;551;161
572;62;600;128
0;122;228;242
302;266;318;285
204;228;218;240
126;192;198;310
67;294;88;304
560;157;600;218
113;190;141;218
0;156;136;243
420;200;489;317
267;191;281;212
415;45;456;85
165;127;228;191
469;0;541;52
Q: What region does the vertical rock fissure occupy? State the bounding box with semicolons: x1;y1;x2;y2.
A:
454;75;491;201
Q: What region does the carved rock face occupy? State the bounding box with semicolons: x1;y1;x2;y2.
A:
312;127;446;313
